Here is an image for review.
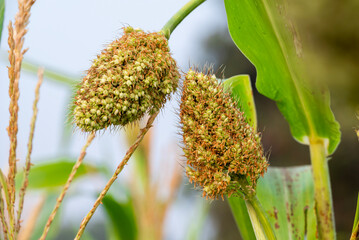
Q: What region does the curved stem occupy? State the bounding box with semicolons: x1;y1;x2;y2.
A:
161;0;206;39
310;138;336;239
246;196;277;240
75;112;158;240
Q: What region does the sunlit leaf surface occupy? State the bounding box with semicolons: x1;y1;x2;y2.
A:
229;166;318;240
224;0;340;154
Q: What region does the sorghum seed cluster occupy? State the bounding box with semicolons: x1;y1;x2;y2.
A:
73;27;180;131
180;70;268;199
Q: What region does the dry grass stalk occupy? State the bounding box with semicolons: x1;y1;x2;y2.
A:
39;132;96;240
7;0;36;201
18;194;46;240
16;68;44;233
6;23;17;237
139;163;182;240
5;0;36;238
0;186;9;240
75;112;159;240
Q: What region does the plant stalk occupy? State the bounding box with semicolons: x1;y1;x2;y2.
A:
245;196;276;240
309;138;336;239
161;0;206;39
16;68;43;234
74;112;158;240
39;132;96;240
73;1;208;237
351;222;359;240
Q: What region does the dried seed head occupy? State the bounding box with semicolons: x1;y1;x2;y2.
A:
73;27;180;131
180;69;268;199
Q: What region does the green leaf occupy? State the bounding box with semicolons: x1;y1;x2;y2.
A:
227;197;256;240
0;0;4;41
351;193;359;238
229;166;318;239
224;0;340;154
222;72;258;240
223;75;257;130
16;158;99;190
102;194;137;240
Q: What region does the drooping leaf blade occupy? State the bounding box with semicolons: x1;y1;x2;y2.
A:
224;0;340;154
16;159;99;190
102;194;137;240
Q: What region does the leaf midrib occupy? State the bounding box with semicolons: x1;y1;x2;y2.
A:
261;0;316;142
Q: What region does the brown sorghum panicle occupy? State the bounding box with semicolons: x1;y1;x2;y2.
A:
74;27;180;131
180;70;268;199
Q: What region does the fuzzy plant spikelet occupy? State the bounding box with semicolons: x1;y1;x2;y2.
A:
73;27;180;131
180;70;268;199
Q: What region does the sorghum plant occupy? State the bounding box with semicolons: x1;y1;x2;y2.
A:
42;27;180;240
1;0;358;239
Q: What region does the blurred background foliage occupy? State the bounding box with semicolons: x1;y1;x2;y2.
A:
0;0;358;239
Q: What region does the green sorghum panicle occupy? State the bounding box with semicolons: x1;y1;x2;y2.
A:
180;69;268;199
73;27;180;131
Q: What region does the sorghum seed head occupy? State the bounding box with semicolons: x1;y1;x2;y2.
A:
73;26;180;131
180;69;268;199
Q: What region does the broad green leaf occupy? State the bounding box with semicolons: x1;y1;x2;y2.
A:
229;166;318;240
224;0;340;154
16;159;98;190
102;194;137;240
223;75;257;130
0;0;4;41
